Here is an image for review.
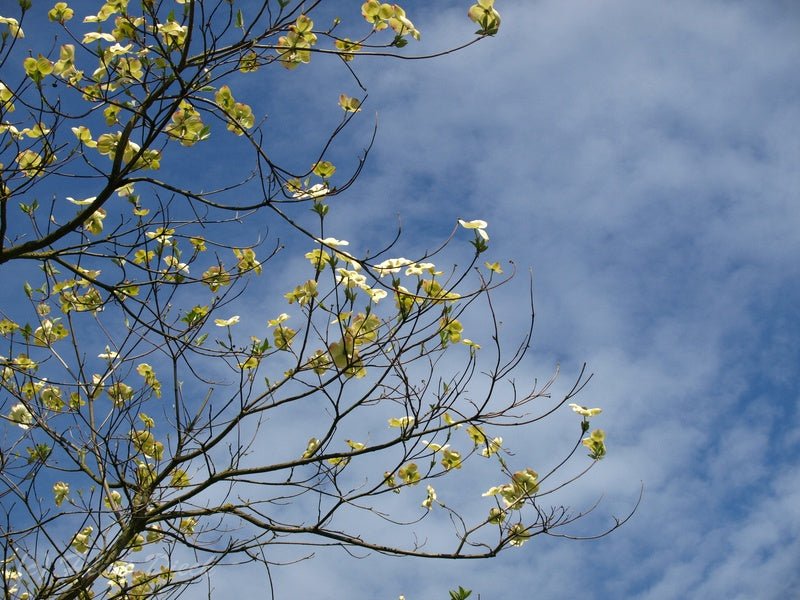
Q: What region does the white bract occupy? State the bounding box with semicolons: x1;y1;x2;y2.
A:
458;219;489;240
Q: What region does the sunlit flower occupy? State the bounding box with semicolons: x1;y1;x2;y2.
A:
292;183;329;199
421;485;437;510
163;255;189;274
488;507;505;524
104;490;122;509
104;561;134;588
507;523;531;547
179;517;197;534
388;416;415;429
441;447;463;470
316;237;349;247
458;218;489;240
71;526;93;553
582;428;607;460
569;403;602;417
422;440;448;452
107;43;132;56
285;280;318;305
338;94;362;112
8;403;33;429
398;462;420;485
300;438;320;459
234;247;261;274
462;339;481;351
466;424;487;445
267;313;290;327
214;316;240;327
405;262;436;276
481;436;503;457
53;481;69;506
98;346;118;360
305;248;331;270
361;285;388;303
82;32;116;44
0;16;24;38
442;412;463;428
336;268;366;288
483;469;539;509
346;439;366;451
468;0;501;35
66;196;96;205
146;227;174;244
374;257;412;276
484;261;503;273
3;566;20;592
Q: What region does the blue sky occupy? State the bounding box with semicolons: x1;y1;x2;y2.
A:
2;1;798;598
228;1;799;597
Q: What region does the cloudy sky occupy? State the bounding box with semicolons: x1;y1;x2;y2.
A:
228;0;799;598
3;0;798;598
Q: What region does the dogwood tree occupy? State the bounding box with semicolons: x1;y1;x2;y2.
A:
0;1;624;598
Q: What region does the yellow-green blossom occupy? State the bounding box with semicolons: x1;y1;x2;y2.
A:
569;403;602;417
388;416;415;429
8;403;33;429
441;448;462;470
71;526;93;553
180;517;197;534
48;3;74;23
301;437;320;458
0;16;24;38
214;316;240;327
468;0;501;35
481;437;503;457
398;462;420;485
53;481;69;506
582;428;607;459
507;523;531;547
421;485;437;510
374;257;412;277
458;218;489;240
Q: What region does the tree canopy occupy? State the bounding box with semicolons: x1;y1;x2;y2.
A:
0;1;625;598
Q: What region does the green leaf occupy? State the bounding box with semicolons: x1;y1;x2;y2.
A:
449;587;472;600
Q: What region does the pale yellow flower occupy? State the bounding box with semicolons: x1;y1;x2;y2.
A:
292;183;328;199
214;316;240;327
82;32;116;43
267;313;289;327
8;403;33;429
374;257;412;276
569;403;602;417
316;237;348;247
363;286;388;303
458;218;489;240
481;436;503;457
163;255;189;274
421;485;437;510
71;526;93;553
388;416;415;428
66;196;96;205
98;346;118;360
53;481;69;506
